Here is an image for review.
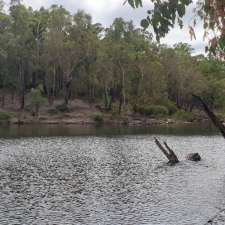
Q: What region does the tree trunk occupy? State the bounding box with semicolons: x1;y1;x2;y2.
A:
193;95;225;139
11;92;15;104
1;94;5;108
20;89;25;110
35;103;39;117
122;69;126;106
19;62;25;110
104;86;109;110
48;94;54;106
118;95;123;114
64;76;72;105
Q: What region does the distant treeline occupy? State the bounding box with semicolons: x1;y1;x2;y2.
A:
0;0;225;115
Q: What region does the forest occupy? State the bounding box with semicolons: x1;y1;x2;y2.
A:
0;0;225;122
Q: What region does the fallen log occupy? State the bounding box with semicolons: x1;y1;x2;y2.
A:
154;137;179;165
193;95;225;139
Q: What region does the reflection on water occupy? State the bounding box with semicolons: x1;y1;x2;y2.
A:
0;123;218;138
0;126;224;224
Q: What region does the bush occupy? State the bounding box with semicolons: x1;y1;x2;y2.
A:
174;110;194;122
56;104;70;113
28;85;47;116
134;105;169;117
0;112;11;121
47;108;59;115
166;101;178;115
93;114;104;124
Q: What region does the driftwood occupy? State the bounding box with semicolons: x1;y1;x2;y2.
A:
154;138;202;164
193;95;225;139
154;138;179;164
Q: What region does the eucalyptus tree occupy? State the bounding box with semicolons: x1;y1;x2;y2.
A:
0;2;12;106
42;5;72;105
9;0;34;109
197;58;225;109
30;7;49;88
126;0;225;58
173;44;206;110
71;10;101;104
104;18;139;113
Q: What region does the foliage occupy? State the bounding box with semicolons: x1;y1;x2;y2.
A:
135;105;169;117
28;85;46;116
166;101;178;115
55;104;70;113
0;111;11;121
93;114;104;124
0;1;224;118
174;110;194;122
126;0;225;58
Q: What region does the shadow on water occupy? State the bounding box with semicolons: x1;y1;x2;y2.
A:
0;122;218;138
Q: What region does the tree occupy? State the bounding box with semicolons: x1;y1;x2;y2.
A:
71;10;101;104
9;1;34;109
42;5;72;105
126;0;225;57
0;0;224;121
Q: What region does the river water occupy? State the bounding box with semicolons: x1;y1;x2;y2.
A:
0;124;225;225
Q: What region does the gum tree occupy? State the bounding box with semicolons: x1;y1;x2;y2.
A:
126;0;225;57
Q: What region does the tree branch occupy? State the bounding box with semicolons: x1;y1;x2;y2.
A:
193;95;225;139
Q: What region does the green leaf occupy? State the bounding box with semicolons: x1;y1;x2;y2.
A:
127;0;142;8
135;0;142;7
128;0;135;8
141;19;149;29
219;35;225;50
177;4;185;17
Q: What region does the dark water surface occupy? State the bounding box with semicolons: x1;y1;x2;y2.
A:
0;123;218;138
0;124;225;225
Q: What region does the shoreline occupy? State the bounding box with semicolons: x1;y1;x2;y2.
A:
0;99;212;127
6;115;209;127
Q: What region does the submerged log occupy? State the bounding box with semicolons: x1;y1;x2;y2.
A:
154;138;201;164
154;138;179;165
186;153;201;162
193;95;225;139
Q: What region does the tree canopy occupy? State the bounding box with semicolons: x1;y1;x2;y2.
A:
0;0;224;118
126;0;225;58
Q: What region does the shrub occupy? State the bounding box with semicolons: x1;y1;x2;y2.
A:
166;101;178;115
56;104;70;113
93;114;104;124
134;105;169;117
28;85;47;116
146;105;169;117
174;110;194;122
0;112;11;121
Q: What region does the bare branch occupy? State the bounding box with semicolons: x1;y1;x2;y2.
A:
193;95;225;139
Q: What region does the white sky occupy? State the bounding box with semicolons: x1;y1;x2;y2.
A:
4;0;206;54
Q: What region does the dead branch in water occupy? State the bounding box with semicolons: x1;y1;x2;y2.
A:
154;138;179;164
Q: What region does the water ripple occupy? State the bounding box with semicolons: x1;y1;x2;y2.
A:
0;135;224;225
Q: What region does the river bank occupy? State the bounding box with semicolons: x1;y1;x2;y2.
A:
0;98;212;126
9;114;207;126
